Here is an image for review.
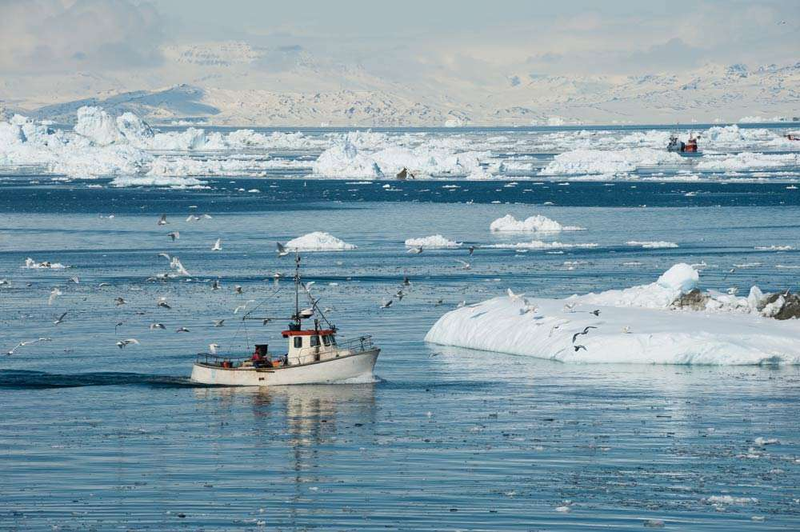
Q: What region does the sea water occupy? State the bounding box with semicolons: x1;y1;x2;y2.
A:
0;178;798;530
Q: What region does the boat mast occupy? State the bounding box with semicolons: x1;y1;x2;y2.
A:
294;252;301;326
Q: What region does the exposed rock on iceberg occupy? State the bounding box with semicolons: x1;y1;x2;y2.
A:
285;232;357;251
425;264;800;365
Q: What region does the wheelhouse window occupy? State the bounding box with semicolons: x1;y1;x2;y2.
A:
322;335;331;346
329;335;337;345
310;335;320;347
293;337;302;348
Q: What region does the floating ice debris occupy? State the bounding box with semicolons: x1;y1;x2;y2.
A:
24;258;67;269
626;241;679;249
697;152;800;172
754;437;779;446
705;495;758;505
540;148;682;176
425;263;800;365
404;235;462;249
486;241;598;250
490;214;584;233
755;245;794;251
285;232;357;251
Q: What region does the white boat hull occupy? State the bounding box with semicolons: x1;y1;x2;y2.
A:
191;349;380;386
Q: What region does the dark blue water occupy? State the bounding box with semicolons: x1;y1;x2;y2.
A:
1;179;798;530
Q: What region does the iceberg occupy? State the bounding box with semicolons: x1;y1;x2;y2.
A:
285;232;357;251
312;137;383;179
697;152;800;172
490;214;584;232
425;264;800;365
626;240;679;249
404;235;462;248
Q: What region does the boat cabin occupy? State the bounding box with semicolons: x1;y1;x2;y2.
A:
282;328;339;365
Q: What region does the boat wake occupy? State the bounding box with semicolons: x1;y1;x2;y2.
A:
0;370;203;389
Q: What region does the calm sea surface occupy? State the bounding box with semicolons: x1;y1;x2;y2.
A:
1;178;798;530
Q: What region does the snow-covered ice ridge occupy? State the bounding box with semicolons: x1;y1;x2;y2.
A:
425;264;800;365
404;235;462;248
490;214;584;232
1;106;799;185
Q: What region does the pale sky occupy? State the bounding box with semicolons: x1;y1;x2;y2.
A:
1;0;797;79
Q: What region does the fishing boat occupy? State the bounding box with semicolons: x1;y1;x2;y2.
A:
667;132;700;154
191;255;380;386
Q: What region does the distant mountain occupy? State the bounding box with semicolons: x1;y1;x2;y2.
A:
2;42;798;126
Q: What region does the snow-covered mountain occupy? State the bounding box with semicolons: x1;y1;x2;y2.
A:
3;41;798;126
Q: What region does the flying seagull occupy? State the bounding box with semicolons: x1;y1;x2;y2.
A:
6;337;52;355
158;214;168;226
167;231;180;241
176;327;190;333
53;311;68;325
211;238;222;251
234;285;243;295
276;242;289;257
48;287;62;306
380;299;393;309
468;245;475;256
157;297;171;309
213;319;225;327
572;326;598;344
507;288;525;302
574;344;587;352
117;338;140;349
407;246;423;254
455;259;471;270
211;279;221;291
149;323;166;330
114;297;126;306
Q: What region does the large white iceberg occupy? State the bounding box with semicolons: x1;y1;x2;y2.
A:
490;214;584;232
697;152;800;172
285;232;357;251
425;264;800;365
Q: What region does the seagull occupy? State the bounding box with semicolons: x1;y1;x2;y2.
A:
158;214;168;226
234;285;243;295
457;300;466;308
407;246;423;254
590;309;601;316
572;326;597;344
186;214;200;222
468;245;475;256
519;298;537;315
117;338;140;349
727;287;739;295
69;276;80;284
213;319;225;327
176;327;190;333
157;297;171;309
115;321;124;333
170;257;190;276
211;238;222;251
209;343;219;355
434;298;444;306
548;324;562;337
563;303;576;313
48;288;62;306
622;326;632;334
114;297;126;306
574;344;587;352
149;323;166;330
167;231;180;241
403;276;411;286
722;267;735;281
6;337;52;355
380;299;393;309
276;242;289;257
395;289;405;301
0;279;9;287
211;279;221;291
455;259;471;270
53;311;68;325
298;307;315;318
98;282;110;288
158;252;171;261
507;288;525;302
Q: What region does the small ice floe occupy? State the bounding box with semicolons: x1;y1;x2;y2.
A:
285;232;357;251
643;519;665;528
486;241;598;250
490;214;584;232
753;437;778;446
755;245;794;251
24;258;67;269
704;495;758;506
404;235;462;249
626;241;679;249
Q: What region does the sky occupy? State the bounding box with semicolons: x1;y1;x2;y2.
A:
0;0;797;84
